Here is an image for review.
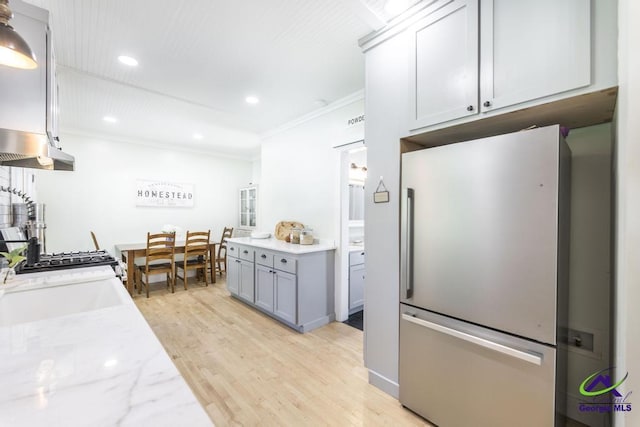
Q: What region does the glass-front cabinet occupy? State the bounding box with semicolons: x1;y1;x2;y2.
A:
239;186;257;229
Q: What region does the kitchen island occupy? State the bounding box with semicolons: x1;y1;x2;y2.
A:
0;267;212;426
226;237;336;332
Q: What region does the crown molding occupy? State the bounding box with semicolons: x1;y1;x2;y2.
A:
261;89;365;140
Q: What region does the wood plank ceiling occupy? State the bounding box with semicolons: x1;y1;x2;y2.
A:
22;0;402;157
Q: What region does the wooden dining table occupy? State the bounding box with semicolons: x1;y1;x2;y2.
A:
115;240;218;295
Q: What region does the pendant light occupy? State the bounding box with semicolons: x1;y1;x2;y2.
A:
0;0;37;69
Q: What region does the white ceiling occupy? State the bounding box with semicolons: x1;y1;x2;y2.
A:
21;0;401;158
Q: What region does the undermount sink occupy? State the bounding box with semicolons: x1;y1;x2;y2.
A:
0;279;128;327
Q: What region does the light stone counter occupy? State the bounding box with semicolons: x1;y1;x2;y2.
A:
349;244;365;253
226;236;336;254
0;267;212;427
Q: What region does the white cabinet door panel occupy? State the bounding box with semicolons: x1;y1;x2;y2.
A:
480;0;591;112
409;0;479;130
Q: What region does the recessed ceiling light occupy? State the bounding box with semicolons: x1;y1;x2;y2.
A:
193;133;203;140
313;99;328;108
103;359;118;368
118;55;138;66
245;96;259;105
103;116;117;123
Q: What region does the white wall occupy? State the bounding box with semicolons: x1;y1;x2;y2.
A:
34;133;252;255
259;96;364;322
259;99;364;239
615;1;640;426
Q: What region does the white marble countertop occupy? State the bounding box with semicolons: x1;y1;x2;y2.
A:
0;267;212;427
227;236;336;254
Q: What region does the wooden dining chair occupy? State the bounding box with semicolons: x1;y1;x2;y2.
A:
215;227;234;276
90;231;100;250
135;232;176;297
175;230;211;289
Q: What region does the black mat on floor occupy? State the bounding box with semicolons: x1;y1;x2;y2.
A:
343;310;363;331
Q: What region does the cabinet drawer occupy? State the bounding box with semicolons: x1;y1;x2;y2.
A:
239;246;254;262
350;250;365;266
256;249;274;267
227;243;240;258
274;255;296;274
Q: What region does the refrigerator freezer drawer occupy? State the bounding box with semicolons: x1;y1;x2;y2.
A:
400;305;558;427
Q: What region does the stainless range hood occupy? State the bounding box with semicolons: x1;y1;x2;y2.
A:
0;128;74;171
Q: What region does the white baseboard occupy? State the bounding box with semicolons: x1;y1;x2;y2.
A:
368;369;399;399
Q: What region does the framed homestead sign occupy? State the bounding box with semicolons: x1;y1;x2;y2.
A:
136;179;194;207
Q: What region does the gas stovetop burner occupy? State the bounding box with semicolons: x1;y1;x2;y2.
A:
16;250;119;274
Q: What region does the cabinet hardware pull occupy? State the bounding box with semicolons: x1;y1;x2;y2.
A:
483;101;492;107
401;188;414;300
466;105;474;112
235;259;241;263
230;247;235;251
361;252;365;255
401;313;543;366
261;254;267;258
280;259;287;263
243;250;249;254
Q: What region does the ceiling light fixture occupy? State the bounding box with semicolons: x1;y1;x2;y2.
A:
117;55;138;67
0;0;37;69
103;116;117;123
245;96;259;105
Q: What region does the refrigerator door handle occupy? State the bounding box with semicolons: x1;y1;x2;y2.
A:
400;188;414;299
401;313;543;366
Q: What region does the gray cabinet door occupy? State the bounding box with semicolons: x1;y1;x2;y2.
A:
408;0;479;130
238;259;255;303
349;264;365;310
226;258;240;295
274;270;296;324
480;0;590;113
255;265;274;312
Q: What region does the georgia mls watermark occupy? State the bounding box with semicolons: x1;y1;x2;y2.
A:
578;367;633;414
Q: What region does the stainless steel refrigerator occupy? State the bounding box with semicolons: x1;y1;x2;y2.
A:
399;125;570;427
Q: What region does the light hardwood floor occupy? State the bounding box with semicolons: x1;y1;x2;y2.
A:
134;278;430;426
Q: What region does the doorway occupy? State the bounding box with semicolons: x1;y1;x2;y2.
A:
340;146;366;330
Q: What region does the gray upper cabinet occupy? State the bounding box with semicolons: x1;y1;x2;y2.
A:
408;0;479;130
408;0;604;132
479;0;591;113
